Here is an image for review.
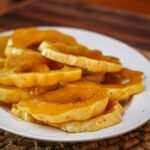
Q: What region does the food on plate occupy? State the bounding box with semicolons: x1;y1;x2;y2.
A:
0;67;81;88
5;48;48;72
0;36;9;57
100;68;144;100
40;42;120;64
0;27;144;133
78;68;144;101
11;104;36;122
5;46;65;70
43;42;103;59
39;41;122;72
0;85;50;103
12;101;123;133
51;101;124;132
81;71;105;83
15;82;108;123
32;64;50;72
0;57;5;69
6;28;78;49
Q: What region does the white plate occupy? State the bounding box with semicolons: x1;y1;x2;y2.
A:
0;27;150;142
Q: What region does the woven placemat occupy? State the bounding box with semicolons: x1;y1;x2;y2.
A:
0;120;150;150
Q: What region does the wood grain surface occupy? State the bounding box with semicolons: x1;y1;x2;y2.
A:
0;0;35;16
0;0;149;50
78;0;150;15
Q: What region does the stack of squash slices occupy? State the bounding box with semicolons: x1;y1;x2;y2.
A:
0;28;144;133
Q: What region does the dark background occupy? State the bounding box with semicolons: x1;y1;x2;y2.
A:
0;0;150;50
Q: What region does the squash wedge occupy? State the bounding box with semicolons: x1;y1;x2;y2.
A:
39;42;122;72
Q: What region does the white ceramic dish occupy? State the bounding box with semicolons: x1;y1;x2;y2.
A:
0;27;150;142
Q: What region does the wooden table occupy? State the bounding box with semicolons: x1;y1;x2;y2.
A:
0;0;150;149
